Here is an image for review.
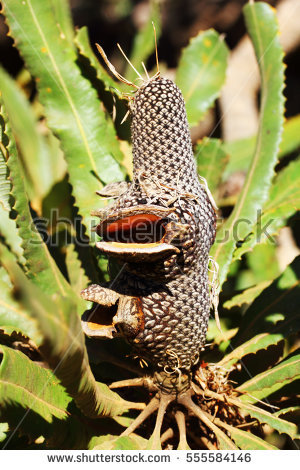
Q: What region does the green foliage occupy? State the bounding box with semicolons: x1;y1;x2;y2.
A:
237;350;300;405
210;1;285;289
232;256;300;345
223;115;300;179
0;103;25;265
233;396;298;439
64;244;89;293
0;0;299;451
50;0;75;47
232;158;300;262
195;137;228;200
0;265;40;341
0;423;9;443
74;26;123;96
91;434;147;450
0;67;65;209
0;344;71;422
0;243;140;420
2;0;124;239
176;29;229;127
1;98;72;296
214;419;278;450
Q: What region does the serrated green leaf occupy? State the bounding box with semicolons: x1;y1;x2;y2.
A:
50;0;74;47
246;242;280;283
210;2;285;290
215;418;278;450
237;350;300;407
0;101;25;264
74;26;123;96
0;422;9;443
3;0;125;239
0;266;40;342
223;280;272;310
0;345;71;422
1;100;74;298
125;0;161;82
65;244;89;293
279;114;300;158
232;158;300;262
274;406;300;420
74;26;132;168
0;243;138;419
0;114;10;211
232;256;300;345
230;397;298;440
92;434;147;450
217;332;283;370
232;241;280;293
0;66;63;209
176;30;228;127
223;114;300;179
0;202;25;265
195;137;229;198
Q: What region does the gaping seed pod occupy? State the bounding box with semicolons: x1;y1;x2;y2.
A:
81;70;216;379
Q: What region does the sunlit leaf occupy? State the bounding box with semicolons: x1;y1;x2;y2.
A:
92;434;147;450
230;397;298;440
223;114;300;179
233;256;300;345
218;333;283;370
50;0;74;47
0;345;71;422
223;280;271;310
65;244;89;293
0;243;140;419
0;422;9;443
176;30;229;127
0;101;25;264
74;26;123;96
0;266;40;342
232;158;300;262
3;0;125;239
215;419;278;449
1;101;75;299
237;350;300;407
195;137;228;198
0;66;62;209
274;406;300;421
210;2;285;289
